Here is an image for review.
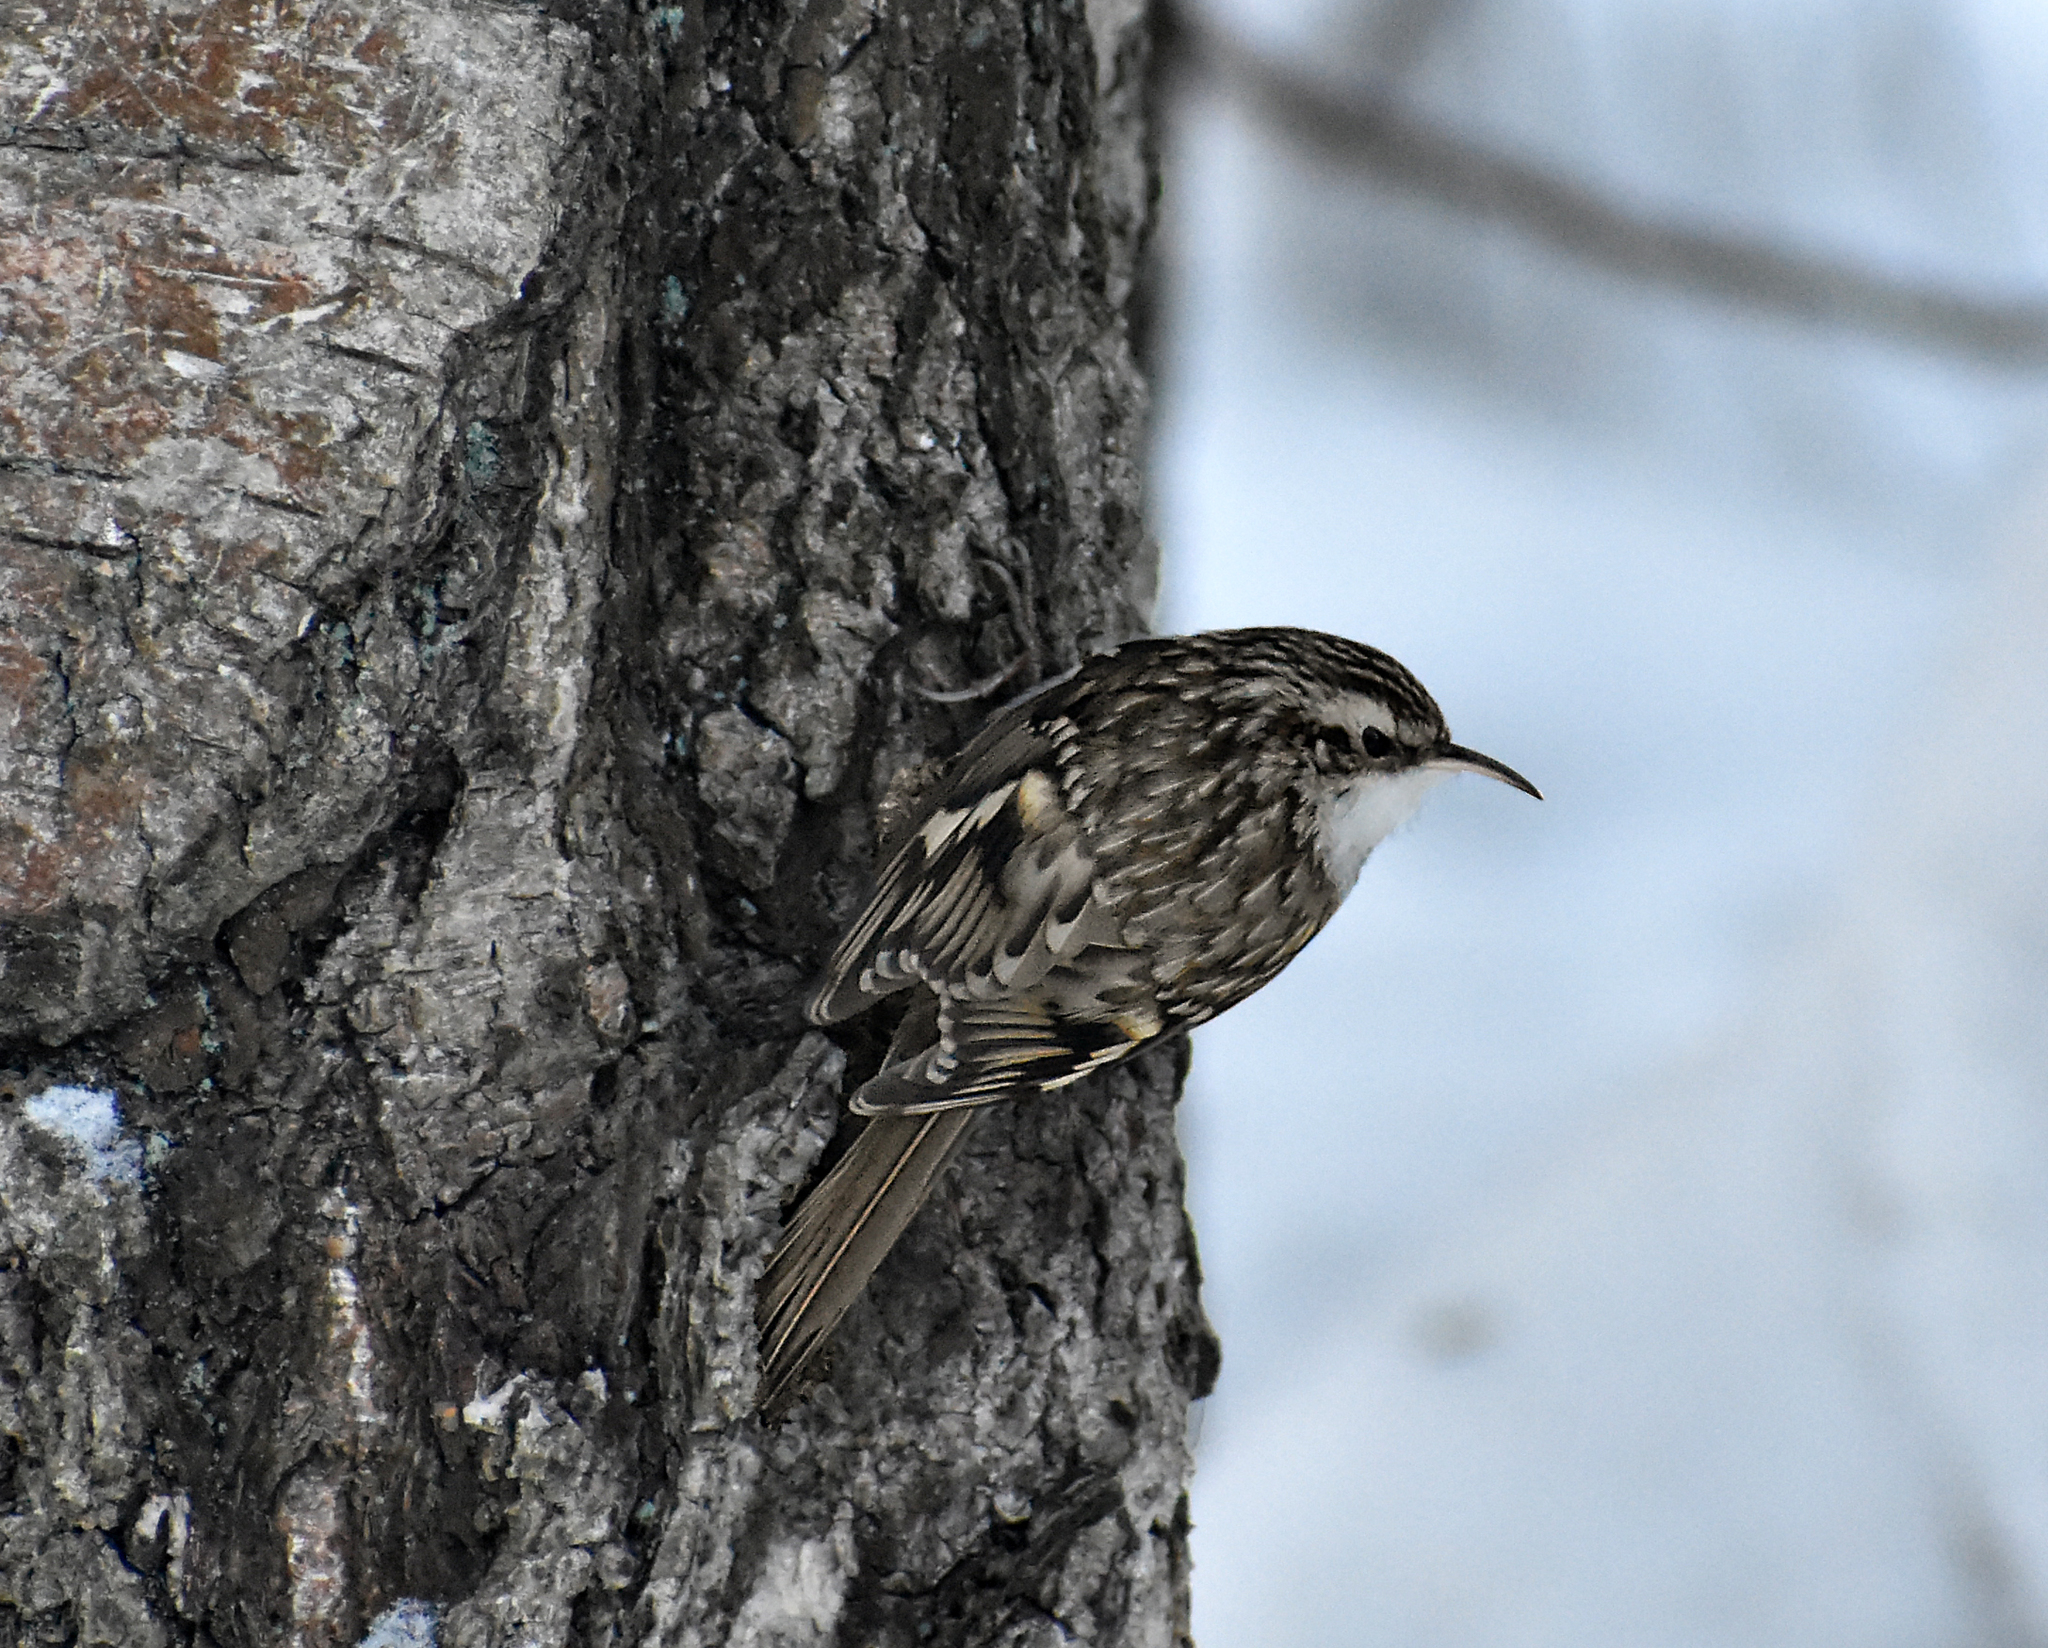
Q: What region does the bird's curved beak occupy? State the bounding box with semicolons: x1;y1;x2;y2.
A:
1432;742;1542;799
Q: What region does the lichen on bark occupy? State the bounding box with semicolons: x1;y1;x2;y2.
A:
0;0;1213;1642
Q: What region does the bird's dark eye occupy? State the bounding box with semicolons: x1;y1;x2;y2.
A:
1359;726;1395;760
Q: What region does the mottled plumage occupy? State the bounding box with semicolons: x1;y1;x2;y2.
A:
757;627;1538;1411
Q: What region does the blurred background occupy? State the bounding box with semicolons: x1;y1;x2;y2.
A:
1148;0;2048;1642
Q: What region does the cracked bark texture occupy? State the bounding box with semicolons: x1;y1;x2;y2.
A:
0;0;1218;1642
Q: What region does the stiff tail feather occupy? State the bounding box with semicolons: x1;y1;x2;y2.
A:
756;1108;979;1413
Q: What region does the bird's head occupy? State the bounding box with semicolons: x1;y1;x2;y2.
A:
1237;628;1541;893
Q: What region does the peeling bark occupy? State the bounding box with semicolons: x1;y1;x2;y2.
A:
0;0;1214;1643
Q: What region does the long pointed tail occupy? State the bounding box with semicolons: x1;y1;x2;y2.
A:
756;1108;979;1413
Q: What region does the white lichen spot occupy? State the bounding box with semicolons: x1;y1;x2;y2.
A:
23;1086;144;1183
358;1598;438;1648
730;1510;858;1642
134;1492;193;1610
463;1372;527;1431
259;301;344;331
26;72;68;122
162;348;227;381
278;1472;349;1644
319;1190;383;1428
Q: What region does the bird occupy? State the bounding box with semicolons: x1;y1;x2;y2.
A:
756;625;1539;1411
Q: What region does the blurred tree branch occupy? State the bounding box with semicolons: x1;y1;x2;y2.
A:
1163;0;2048;365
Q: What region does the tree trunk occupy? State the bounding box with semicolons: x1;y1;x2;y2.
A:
0;0;1217;1641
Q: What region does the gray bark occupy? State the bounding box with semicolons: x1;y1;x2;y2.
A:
0;0;1217;1642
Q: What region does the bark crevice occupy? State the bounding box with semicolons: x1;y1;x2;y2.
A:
1;0;1213;1642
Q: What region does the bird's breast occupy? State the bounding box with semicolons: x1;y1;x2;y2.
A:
1316;767;1449;895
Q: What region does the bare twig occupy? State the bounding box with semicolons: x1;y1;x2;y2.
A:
912;556;1036;704
1164;0;2048;366
914;653;1028;704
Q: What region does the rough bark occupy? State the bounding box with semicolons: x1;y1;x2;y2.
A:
0;0;1217;1642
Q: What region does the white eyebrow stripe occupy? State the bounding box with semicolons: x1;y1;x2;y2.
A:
1336;692;1400;738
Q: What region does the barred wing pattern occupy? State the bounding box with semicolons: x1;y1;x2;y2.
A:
810;765;1149;1110
759;632;1387;1409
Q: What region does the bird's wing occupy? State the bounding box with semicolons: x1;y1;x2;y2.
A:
847;960;1163;1113
808;692;1117;1027
809;766;1116;1020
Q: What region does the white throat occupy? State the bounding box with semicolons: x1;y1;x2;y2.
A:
1316;767;1448;896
